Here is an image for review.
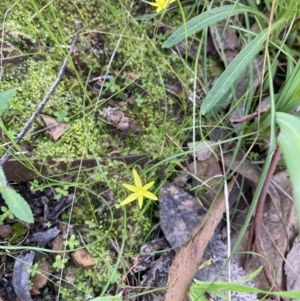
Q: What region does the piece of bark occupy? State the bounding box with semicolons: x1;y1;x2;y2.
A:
164;179;234;301
71;249;95;269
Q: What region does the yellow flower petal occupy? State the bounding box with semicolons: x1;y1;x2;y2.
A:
142;181;155;191
143;191;158;200
122;183;138;193
133;169;142;188
138;195;144;208
120;193;138;206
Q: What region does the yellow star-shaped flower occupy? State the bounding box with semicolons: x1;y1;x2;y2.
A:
120;169;158;209
148;0;176;13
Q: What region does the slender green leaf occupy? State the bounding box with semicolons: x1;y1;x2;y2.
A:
0;166;7;188
276;112;300;229
241;266;263;283
0;88;16;116
1;187;34;223
190;279;300;298
200;19;284;115
276;60;300;111
89;292;122;301
162;5;268;48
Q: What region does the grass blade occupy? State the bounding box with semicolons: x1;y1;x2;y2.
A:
276;112;300;229
162;5;267;48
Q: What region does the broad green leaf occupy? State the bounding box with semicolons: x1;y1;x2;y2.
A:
0;88;16;116
200;19;285;115
162;5;268;48
1;187;34;223
276;112;300;229
0;166;7;188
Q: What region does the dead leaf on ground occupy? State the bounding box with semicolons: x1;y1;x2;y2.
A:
209;21;241;64
12;251;35;301
162;180;235;301
187;152;223;205
39;114;70;141
99;107;142;133
230;170;298;291
285;236;300;290
141;251;174;301
0;224;11;238
31;261;51;295
187;140;217;161
32;226;60;247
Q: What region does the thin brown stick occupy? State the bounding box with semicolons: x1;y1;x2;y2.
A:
0;21;83;166
232;105;270;124
253;147;287;300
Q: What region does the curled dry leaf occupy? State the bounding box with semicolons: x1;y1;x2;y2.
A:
99;107;142;133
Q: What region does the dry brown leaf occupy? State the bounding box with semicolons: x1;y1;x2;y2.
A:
285;236;300;290
187;154;223;205
31;261;51;294
0;224;11;238
164;179;234;301
39;114;70;141
99;107;142;133
229;170;298;291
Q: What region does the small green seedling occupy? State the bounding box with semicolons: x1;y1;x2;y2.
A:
27;262;41;277
135;94;145;107
53;107;69;122
0;206;14;225
104;77;120;93
54;186;69;200
30;179;44;192
64;234;80;250
85;219;97;229
52;255;68;270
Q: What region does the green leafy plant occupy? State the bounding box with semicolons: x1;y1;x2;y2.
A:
0;206;14;225
53;107;69;122
52;255;68;270
135;94;145;107
27;262;41;277
30;179;44;192
0;89;33;223
64;234;80;250
104;77;120;93
85;219;97;229
54;186;69;200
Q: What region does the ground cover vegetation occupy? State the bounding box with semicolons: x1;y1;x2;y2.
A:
0;0;300;300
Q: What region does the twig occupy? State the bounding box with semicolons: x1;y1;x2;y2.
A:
244;146;287;300
0;21;83;166
253;147;287;300
232;105;270;124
